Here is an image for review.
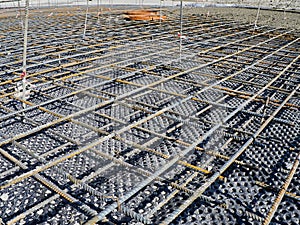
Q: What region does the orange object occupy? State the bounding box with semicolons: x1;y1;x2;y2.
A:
124;10;166;21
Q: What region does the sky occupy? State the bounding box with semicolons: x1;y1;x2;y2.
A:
0;0;190;7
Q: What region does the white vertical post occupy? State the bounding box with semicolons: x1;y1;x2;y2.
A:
254;0;261;28
109;0;113;26
83;0;89;39
179;0;183;62
22;0;30;109
97;0;100;24
18;0;24;30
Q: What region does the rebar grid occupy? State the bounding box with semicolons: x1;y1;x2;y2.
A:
0;6;299;225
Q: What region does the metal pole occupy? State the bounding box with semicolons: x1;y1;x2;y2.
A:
83;0;89;39
21;0;30;109
97;0;101;24
17;0;24;30
254;0;261;28
179;0;183;62
109;0;113;26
